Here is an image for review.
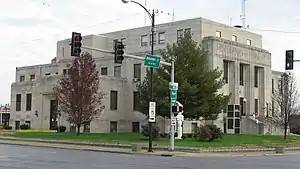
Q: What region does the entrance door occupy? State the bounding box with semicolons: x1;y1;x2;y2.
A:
226;105;241;134
50;100;58;130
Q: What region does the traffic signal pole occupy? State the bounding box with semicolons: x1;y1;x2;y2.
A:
81;44;175;151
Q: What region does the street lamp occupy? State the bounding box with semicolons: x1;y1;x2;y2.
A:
243;98;247;116
122;0;155;152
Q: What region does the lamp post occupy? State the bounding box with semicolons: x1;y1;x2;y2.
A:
122;0;155;152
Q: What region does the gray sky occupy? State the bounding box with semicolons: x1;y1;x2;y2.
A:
1;0;300;104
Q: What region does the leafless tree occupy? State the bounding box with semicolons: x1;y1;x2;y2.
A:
53;52;105;135
267;72;300;139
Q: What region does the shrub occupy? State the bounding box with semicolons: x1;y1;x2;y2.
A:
3;125;12;130
183;133;193;138
20;124;30;130
193;124;223;142
141;123;160;139
57;126;66;132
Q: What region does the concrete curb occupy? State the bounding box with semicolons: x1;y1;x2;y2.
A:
1;136;300;154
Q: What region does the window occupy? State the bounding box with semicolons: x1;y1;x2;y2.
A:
150;33;156;45
132;122;140;132
223;60;229;83
45;72;51;76
272;100;275;116
240;98;245;116
20;76;25;82
113;39;118;49
177;29;184;41
61;47;64;57
247;39;252;45
191;123;197;133
25;121;31;129
114;66;121;77
184;28;191;35
110;121;118;132
63;69;67;75
101;67;108;75
232;35;237;41
83;121;90;132
26;93;32;111
158;32;165;44
16;94;21;111
133;91;140;111
272;79;274;94
110;90;118;110
15;121;20;130
240;63;244;86
30;74;35;81
216;31;221;37
133;64;141;80
255;99;258;115
141;35;148;46
254;66;259;87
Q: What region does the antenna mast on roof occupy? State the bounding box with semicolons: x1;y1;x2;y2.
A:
240;0;247;29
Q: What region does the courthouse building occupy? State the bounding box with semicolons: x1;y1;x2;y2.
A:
10;17;283;134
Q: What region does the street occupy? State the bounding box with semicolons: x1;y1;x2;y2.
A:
0;145;299;169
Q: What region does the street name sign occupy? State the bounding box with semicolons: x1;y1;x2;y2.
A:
144;54;161;68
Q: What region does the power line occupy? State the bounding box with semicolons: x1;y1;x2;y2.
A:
9;12;144;46
248;28;300;34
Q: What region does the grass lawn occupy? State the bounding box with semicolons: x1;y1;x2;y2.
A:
2;132;300;148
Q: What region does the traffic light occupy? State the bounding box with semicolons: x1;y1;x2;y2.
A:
71;32;82;57
114;41;124;64
285;50;294;70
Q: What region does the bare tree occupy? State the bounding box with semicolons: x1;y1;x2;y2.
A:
268;72;300;139
53;52;105;135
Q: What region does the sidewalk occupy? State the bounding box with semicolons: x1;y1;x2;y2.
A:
0;138;300;157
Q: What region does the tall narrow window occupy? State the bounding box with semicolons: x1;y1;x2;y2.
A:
177;29;183;41
114;66;121;77
240;63;244;86
255;99;259;115
254;66;259;87
246;39;252;45
110;90;118;110
101;67;108;75
150;33;156;45
30;74;35;81
272;100;275;116
133;64;141;80
272;79;274;94
16;94;21;111
20;76;25;82
158;32;165;44
216;31;221;37
232;35;237;41
141;35;148;46
26;93;32;111
133;91;140;111
223;60;229;83
110;121;118;132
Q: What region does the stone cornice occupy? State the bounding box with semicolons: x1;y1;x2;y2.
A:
203;36;270;55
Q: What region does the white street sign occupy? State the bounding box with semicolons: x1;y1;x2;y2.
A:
171;117;176;126
149;102;156;122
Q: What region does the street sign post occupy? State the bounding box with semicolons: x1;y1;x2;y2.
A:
149;102;156;122
144;54;161;68
169;82;178;105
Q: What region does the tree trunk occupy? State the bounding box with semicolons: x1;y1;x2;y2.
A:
283;122;288;140
77;125;81;136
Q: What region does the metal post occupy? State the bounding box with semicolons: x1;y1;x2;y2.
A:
148;9;155;153
170;61;175;151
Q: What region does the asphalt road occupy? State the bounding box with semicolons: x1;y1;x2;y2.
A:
0;144;300;169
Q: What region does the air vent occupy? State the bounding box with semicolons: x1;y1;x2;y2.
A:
234;25;242;28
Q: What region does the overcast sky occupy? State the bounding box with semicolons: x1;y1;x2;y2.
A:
1;0;300;104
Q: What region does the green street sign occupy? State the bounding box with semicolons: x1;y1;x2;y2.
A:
170;89;177;104
144;54;161;68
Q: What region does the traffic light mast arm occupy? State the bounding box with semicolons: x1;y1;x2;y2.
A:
81;45;172;66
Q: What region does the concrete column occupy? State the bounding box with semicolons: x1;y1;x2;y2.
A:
228;61;237;104
249;65;255;116
244;64;251;115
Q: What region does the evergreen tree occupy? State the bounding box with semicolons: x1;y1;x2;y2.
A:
137;32;229;120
